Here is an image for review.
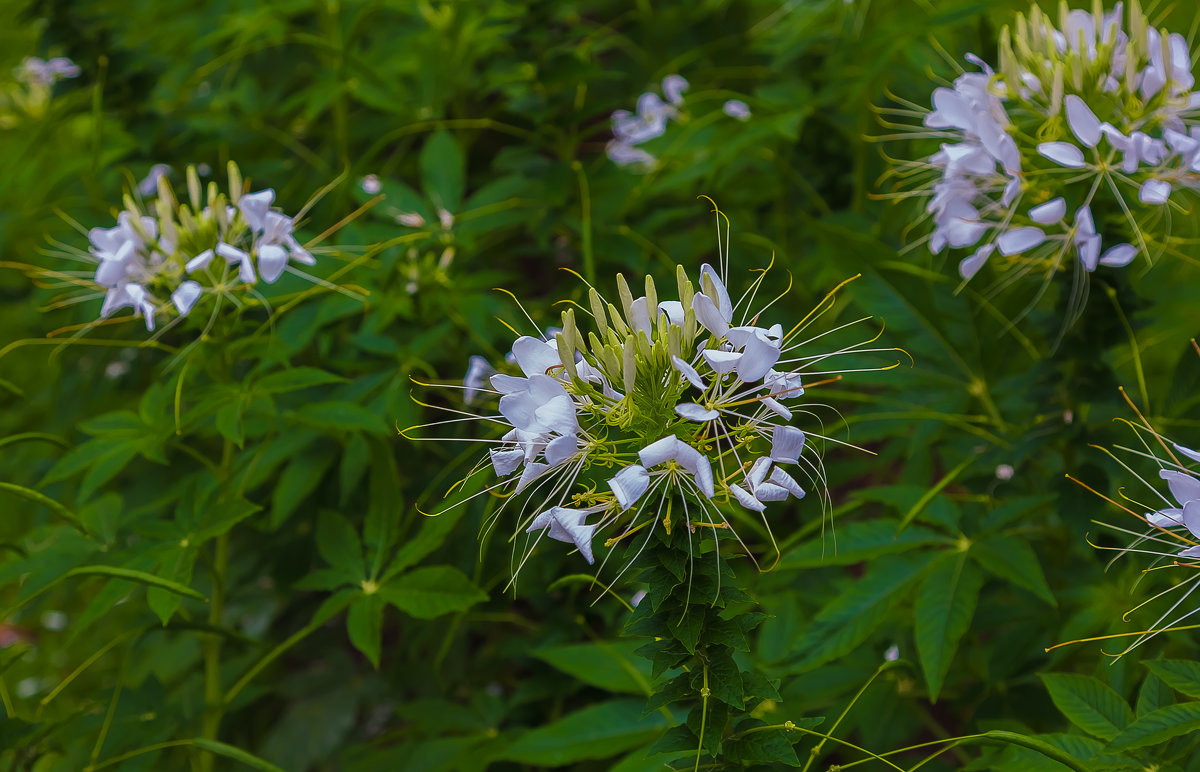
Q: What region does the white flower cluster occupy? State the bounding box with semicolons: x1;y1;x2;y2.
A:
917;3;1200;281
423;253;882;573
606;74;689;170
16;56;80;88
84;163;315;331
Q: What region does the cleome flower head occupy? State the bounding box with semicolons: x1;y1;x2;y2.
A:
887;2;1200;299
1073;399;1200;656
410;213;895;586
40;162;323;336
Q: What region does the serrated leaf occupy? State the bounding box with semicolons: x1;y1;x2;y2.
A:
669;611;705;654
500;699;669;765
346;593;384;669
970;535;1056;607
316;511;365;577
780;519;950;568
381;565;485;619
1136;672;1174;717
420;131;465;213
915;552;982;701
1144;659;1200;700
1040;673;1133;741
255;367;346;395
532;640;652;694
1106;701;1200;751
722;721;801;767
788;556;928;672
271;452;335;528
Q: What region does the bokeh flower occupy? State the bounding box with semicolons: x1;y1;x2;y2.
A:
887;3;1200;302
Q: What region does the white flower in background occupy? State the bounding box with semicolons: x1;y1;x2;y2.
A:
1086;421;1200;656
361;174;381;194
892;3;1200;295
723;99;751;121
137;164;172;197
607;74;687;170
53;162;330;334
16;56;80;87
410;209;895;584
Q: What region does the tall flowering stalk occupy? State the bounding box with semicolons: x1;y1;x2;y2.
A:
411;210;897;765
883;1;1199;321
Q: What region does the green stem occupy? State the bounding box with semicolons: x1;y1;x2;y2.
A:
199;532;228;772
694;661;709;772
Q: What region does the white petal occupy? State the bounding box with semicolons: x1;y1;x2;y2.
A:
1147;508;1183;528
698;263;732;321
171;281;202;316
1162;470;1200;507
551;509;599;564
760;397;792;420
545;434;579;466
771;426;805;464
768;467;805;499
996;227;1046;256
691;453;715;499
659;300;685;326
512;336;561;378
701;349;742;374
730;484;766;512
609;465;650;511
1184;500;1200;541
639;435;682;468
238;189;275;232
1099;244;1137;268
1139;179;1171;205
676;403;719;422
1174;444;1200;463
753;483;789;502
1029;198;1066;224
1064;95;1101;147
735;334;781;383
1077;234;1102;271
185;249;214;273
257;243;289;283
672;355;706;390
748;457;772;489
1037;142;1086;168
514;461;548;494
958;243;994;280
490;448;524;476
692;293;729;337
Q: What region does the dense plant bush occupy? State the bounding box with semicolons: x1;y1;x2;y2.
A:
2;0;1200;770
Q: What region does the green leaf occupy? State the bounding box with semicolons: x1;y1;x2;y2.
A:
216;401;246;447
1136;672;1174;717
420;131;465;213
723;721;802;767
788;556;928;672
668;609;705;654
381;566;486;619
1106;701;1200;751
255;367;346;395
780;519;950;568
1144;659;1200;700
0;482;88;534
294;402;385;435
67;565;206;601
384;506;468;581
1039;673;1133;741
500;699;670;766
915;552;983;701
271;452;335;528
346;593;384;669
316;511;365;577
970;535;1056;607
191;738;288;771
532;640;652;694
363;437;402;577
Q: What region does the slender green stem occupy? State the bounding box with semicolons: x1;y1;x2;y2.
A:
800;662;898;772
199;437;235;772
694;660;709;772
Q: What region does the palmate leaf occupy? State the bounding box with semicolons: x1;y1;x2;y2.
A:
970;534;1056;606
498;699;670;766
380;565;486;619
915;551;983;701
1039;673;1134;741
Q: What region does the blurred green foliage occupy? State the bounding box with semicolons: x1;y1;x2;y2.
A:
2;0;1200;769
